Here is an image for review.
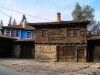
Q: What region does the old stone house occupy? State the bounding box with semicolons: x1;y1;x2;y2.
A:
29;12;90;62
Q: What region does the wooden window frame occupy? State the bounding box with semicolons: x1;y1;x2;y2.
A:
6;30;10;36
67;29;80;37
67;29;74;37
74;29;80;37
16;30;20;37
11;30;15;36
27;32;31;38
42;30;48;37
32;32;35;38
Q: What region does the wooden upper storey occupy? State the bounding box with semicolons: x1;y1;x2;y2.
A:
29;19;90;44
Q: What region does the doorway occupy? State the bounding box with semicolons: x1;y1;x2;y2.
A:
77;49;84;62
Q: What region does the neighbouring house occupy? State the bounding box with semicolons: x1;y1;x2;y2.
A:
0;17;35;58
29;12;90;62
87;36;100;62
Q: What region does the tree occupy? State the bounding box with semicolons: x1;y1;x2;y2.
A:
8;16;12;26
21;14;26;22
72;3;100;37
0;19;3;29
72;3;82;20
88;21;100;36
72;3;94;20
20;14;27;27
12;18;17;26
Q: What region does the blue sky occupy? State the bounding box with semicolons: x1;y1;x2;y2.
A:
0;0;100;25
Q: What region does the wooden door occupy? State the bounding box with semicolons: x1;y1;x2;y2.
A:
94;46;100;62
58;46;75;62
77;49;84;62
21;44;32;58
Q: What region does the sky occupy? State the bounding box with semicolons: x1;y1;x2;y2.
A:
0;0;100;26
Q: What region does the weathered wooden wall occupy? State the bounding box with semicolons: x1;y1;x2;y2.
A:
57;45;87;62
87;40;100;62
20;43;35;59
35;25;86;44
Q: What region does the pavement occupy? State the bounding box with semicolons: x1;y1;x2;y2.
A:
0;66;30;75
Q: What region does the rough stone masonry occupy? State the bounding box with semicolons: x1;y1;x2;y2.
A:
35;44;57;61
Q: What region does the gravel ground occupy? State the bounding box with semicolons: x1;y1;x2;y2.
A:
0;59;100;75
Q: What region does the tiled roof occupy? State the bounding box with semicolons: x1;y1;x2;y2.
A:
0;35;17;40
15;38;35;42
87;36;100;40
2;25;35;30
0;35;35;42
29;19;90;26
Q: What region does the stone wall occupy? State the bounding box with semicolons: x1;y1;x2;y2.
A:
35;45;57;61
13;45;21;58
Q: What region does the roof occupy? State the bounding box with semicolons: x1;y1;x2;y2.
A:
15;38;35;42
0;35;35;42
87;36;100;40
29;19;90;26
0;35;17;40
2;25;35;30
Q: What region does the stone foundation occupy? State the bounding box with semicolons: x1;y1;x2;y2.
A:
35;45;57;61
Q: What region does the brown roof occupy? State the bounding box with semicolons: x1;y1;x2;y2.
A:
0;35;35;42
87;36;100;40
0;35;17;40
29;19;90;26
2;25;35;30
15;38;35;42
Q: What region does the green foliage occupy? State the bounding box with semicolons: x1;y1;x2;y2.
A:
72;2;100;36
12;18;17;26
72;2;94;20
8;16;12;26
0;20;3;29
21;14;26;22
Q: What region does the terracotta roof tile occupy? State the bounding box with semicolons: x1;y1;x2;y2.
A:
0;35;17;40
15;38;35;42
29;19;90;26
87;36;100;40
2;25;35;30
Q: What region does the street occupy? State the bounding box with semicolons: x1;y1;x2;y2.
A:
0;66;30;75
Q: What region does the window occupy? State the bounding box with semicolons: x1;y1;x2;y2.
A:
11;30;15;36
27;32;31;38
32;32;35;38
6;30;10;36
42;30;48;37
67;29;80;37
16;30;19;37
74;29;80;37
67;29;74;37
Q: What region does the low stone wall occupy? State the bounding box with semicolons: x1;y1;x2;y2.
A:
35;44;57;61
13;45;21;58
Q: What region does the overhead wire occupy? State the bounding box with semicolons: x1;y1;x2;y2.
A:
0;5;54;21
0;9;21;24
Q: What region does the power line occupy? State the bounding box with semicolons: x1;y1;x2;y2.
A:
0;10;10;17
0;5;54;21
0;10;20;24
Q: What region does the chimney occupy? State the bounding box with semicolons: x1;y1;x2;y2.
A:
57;12;61;22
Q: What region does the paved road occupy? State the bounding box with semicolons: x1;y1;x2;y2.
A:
0;66;30;75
